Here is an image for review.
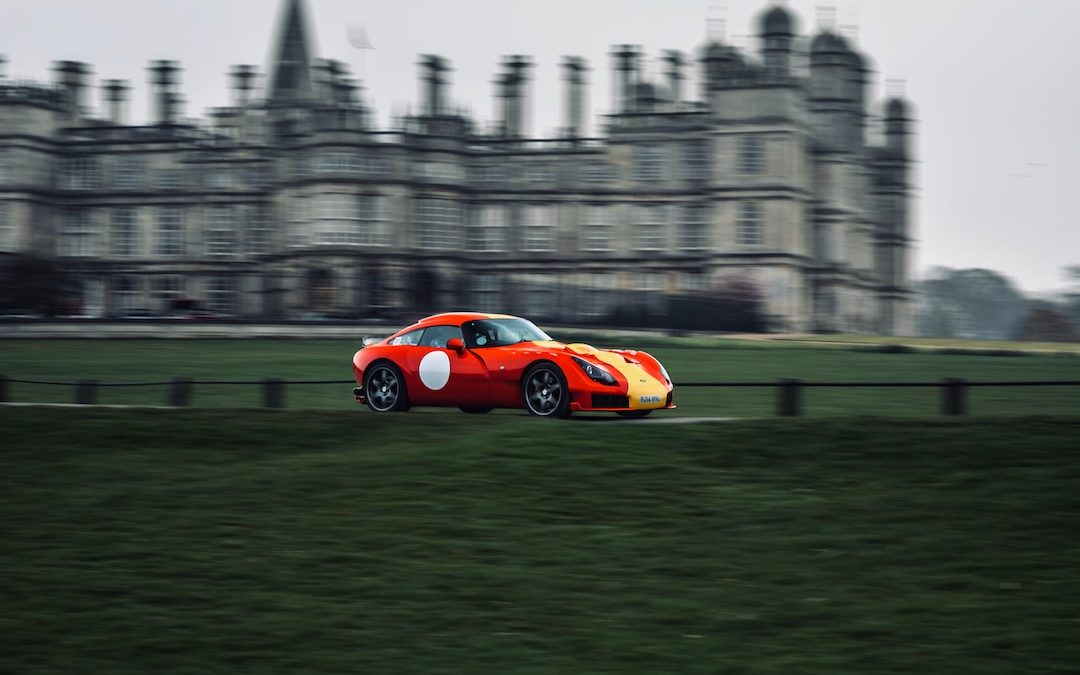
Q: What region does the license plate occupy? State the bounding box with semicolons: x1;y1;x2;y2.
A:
639;395;662;404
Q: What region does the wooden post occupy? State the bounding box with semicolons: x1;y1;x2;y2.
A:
942;378;967;416
778;378;802;417
263;378;285;409
75;379;98;405
169;377;192;407
0;375;8;403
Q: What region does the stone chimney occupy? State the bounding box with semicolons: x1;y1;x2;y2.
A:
562;56;587;139
53;61;92;118
497;55;531;138
611;45;641;113
419;54;449;116
229;65;257;107
148;60;181;125
101;79;130;125
664;50;685;105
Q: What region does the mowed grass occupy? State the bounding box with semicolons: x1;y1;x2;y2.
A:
2;337;1080;416
3;408;1079;674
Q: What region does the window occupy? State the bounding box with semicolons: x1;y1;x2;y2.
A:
314;194;358;246
247;166;274;189
158;167;185;190
521;275;556;318
633;145;665;182
110;208;139;257
356;195;391;246
57;209;98;257
470;276;504;313
582;162;616;183
389;328;424;346
0;148;11;184
678;205;708;251
154;275;184;307
474;165;506;183
737;136;765;174
639;272;666;312
736;201;763;246
633;205;668;251
467;205;507;252
112;276;139;315
680;272;706;292
288;196;309;248
59;156;101;190
582;205;613;252
206;205;237;257
155;207;185;256
419;161;462;182
0;202;12;251
415;199;460;250
582;273;614;317
114;156;144;190
526;164;554;182
206;276;235;315
418;325;462;348
206;169;232;190
247;204;272;255
682;141;709;181
522;205;555;252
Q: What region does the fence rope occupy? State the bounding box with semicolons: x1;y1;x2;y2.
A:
4;378;1080;387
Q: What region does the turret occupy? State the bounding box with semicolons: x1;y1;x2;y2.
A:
759;4;795;78
884;97;912;158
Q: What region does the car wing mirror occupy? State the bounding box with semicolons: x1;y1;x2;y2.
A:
446;337;465;353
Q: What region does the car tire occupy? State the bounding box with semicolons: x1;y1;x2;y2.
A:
522;363;571;418
617;410;652;419
459;406;493;414
364;362;410;412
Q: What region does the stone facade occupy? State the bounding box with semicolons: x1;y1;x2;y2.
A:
0;0;914;333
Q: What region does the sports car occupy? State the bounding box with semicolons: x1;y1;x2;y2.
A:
351;312;674;418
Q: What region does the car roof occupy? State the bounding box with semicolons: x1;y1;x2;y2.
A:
395;312;520;334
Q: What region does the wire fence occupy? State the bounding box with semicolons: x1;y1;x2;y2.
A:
3;374;1080;416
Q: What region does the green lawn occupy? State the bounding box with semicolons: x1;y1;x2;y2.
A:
3;409;1079;674
2;337;1080;416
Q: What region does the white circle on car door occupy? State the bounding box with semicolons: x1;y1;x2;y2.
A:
418;350;451;390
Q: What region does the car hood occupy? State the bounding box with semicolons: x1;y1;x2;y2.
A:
526;341;668;395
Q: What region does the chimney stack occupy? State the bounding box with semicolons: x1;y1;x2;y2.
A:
611;45;641;113
419;54;450;116
0;55;7;80
497;55;531;139
148;60;181;125
53;61;92;118
562;56;587;140
101;79;130;125
664;50;685;105
230;65;257;107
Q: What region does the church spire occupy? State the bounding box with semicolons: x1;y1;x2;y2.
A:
268;0;316;103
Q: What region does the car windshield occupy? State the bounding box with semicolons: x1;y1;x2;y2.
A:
462;318;551;348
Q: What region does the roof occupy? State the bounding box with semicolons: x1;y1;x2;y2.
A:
760;5;795;36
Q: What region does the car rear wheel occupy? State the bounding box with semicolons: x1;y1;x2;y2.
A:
364;362;409;412
522;363;571;418
617;410;653;419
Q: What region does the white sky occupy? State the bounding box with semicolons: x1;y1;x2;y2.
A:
2;0;1078;293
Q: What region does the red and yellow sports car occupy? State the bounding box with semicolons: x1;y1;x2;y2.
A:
351;312;674;418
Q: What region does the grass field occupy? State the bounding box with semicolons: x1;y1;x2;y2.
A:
3;408;1079;674
3;336;1080;416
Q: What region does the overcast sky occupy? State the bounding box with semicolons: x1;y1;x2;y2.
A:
2;0;1078;294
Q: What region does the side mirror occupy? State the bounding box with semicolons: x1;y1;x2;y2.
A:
446;337;466;353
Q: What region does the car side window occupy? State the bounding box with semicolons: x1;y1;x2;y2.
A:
388;328;424;346
418;325;462;349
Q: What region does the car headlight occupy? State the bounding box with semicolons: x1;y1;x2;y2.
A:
571;356;617;386
658;361;671;384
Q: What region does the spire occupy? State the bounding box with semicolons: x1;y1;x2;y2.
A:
268;0;316;103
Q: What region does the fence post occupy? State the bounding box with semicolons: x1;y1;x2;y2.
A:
263;378;286;409
169;377;192;407
942;378;967;416
75;379;98;405
778;378;802;417
0;375;8;403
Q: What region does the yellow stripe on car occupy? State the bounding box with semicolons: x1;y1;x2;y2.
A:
566;343;668;410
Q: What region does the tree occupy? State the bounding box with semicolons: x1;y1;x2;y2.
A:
1013;307;1076;342
0;254;71;316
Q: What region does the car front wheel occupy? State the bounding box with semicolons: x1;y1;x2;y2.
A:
522;363;571;418
364;362;409;412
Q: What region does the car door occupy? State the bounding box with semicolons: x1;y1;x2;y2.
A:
404;324;491;406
